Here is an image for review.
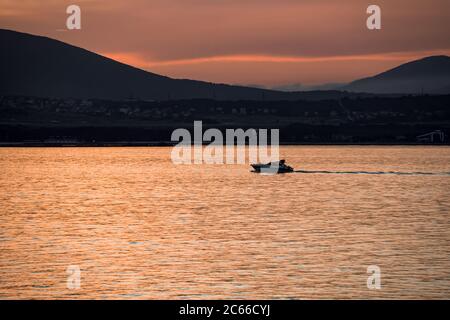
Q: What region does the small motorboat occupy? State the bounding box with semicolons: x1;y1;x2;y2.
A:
251;159;294;173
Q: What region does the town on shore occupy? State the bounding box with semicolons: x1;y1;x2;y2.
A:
1;94;449;146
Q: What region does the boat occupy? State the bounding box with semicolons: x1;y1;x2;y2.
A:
251;159;294;173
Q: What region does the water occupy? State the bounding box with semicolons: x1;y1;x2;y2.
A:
0;146;449;299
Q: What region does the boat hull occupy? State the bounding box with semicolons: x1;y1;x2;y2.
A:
251;164;294;173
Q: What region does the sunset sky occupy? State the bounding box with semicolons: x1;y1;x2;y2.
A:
1;0;450;87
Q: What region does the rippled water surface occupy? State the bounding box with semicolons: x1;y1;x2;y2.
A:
1;146;449;299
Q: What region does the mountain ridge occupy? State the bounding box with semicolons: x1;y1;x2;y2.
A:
342;55;450;94
0;29;357;101
1;29;449;99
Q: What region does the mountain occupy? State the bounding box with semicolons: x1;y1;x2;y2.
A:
3;29;447;100
0;29;353;101
271;82;345;92
342;56;450;94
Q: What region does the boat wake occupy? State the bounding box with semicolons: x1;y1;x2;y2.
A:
295;170;450;176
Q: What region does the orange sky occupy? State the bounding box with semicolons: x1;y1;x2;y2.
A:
1;0;450;86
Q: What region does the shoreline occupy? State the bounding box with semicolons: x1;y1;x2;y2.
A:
0;142;449;147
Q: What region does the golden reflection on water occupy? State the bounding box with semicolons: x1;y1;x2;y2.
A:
0;146;449;299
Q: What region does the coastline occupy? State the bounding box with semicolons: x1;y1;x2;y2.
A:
0;141;448;147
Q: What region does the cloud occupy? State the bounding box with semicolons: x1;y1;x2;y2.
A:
103;49;450;85
1;0;450;85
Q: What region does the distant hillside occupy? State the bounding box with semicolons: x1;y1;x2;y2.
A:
0;29;359;101
272;83;345;92
342;56;450;94
2;94;450;144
